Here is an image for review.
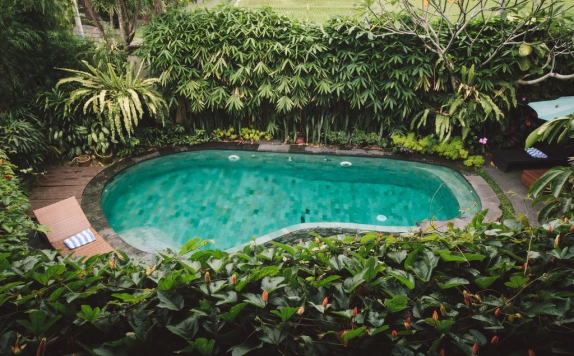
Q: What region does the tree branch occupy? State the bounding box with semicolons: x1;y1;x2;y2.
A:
517;72;574;85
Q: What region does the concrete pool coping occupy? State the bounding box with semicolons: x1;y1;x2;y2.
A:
82;142;502;257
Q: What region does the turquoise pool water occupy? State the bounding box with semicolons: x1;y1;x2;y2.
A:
101;150;480;252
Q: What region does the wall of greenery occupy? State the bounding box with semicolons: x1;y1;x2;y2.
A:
137;7;574;145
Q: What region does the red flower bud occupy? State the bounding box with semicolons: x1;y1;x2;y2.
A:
494;307;501;317
491;336;499;344
391;330;398;338
262;290;268;303
5;175;13;180
528;349;536;356
432;310;439;321
570;225;574;232
521;263;527;270
439;349;446;356
322;297;328;307
472;342;479;355
548;226;553;232
406;316;411;323
353;307;358;317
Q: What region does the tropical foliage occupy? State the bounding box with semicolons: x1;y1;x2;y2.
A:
0;110;47;171
391;134;485;167
138;6;574;145
0;0;82;111
529;167;574;222
525;115;574;222
56;60;168;141
0;150;43;256
137;8;436;142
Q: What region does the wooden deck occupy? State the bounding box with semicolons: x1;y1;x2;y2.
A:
29;166;105;213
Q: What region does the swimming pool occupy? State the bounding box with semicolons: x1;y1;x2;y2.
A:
101;150;480;252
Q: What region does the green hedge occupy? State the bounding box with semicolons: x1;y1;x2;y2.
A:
137;7;574;144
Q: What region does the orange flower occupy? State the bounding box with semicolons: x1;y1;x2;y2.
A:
262;290;268;303
554;235;560;249
297;306;305;315
204;271;211;283
463;290;471;307
36;337;46;356
353;307;358;317
432;310;439;321
108;257;117;270
440;304;447;316
322;297;328;307
230;274;237;285
404;321;411;331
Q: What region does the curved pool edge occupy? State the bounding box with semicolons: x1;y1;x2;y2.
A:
82;143;502;257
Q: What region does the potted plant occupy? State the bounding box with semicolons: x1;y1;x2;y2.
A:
76;154;91;167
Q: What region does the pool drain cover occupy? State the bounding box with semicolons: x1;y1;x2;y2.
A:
377;215;387;222
340;161;352;167
228;155;240;162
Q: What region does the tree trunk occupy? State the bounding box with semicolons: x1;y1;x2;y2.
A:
116;0;137;49
72;0;84;40
83;0;107;41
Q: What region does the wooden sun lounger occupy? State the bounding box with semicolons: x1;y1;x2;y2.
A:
491;145;574;173
33;197;115;257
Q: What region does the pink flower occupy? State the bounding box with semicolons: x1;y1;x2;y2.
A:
479;137;488;145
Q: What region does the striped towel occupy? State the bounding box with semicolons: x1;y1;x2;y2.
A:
64;229;96;249
525;147;548;159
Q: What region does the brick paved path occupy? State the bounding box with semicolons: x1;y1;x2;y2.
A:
29;166;105;214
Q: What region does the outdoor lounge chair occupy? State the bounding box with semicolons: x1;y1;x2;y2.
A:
33;197;115;257
491;144;574;173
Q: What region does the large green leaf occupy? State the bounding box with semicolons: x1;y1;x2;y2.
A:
157;289;185;311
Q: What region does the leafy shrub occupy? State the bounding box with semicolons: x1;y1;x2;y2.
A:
432;137;468;160
529;166;574;222
326;131;349;145
211;127;238;142
463;155;486;168
392;134;482;166
116;124;207;157
349;130;380;147
0;109;47;171
0;150;43;255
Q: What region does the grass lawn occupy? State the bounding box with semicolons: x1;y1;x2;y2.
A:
233;0;360;23
230;0;574;24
